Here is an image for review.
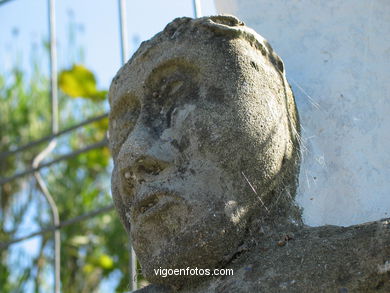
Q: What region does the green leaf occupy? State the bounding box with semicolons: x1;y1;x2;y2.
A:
58;64;106;101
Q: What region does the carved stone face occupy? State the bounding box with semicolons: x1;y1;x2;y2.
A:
109;16;300;285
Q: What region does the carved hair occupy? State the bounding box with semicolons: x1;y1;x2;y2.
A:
128;15;285;74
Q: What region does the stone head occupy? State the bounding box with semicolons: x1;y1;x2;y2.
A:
108;15;300;285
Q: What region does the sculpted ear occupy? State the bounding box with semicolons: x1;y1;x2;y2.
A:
111;167;131;233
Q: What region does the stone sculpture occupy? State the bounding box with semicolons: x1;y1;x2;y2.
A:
109;16;390;292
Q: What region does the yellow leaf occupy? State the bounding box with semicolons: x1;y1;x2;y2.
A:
58;64;106;101
98;254;114;270
83;264;94;274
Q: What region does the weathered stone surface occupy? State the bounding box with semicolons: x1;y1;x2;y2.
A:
137;218;390;292
108;15;390;292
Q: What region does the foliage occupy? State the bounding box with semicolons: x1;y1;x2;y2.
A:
0;64;51;293
0;48;137;293
58;64;107;101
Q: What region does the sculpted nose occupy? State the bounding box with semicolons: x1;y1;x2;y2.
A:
123;155;169;185
116;125;173;191
118;126;155;164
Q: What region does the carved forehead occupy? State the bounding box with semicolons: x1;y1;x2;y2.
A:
109;15;285;106
110;42;223;108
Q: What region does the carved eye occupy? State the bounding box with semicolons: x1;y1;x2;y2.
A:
109;95;140;156
143;61;199;131
152;79;184;101
150;79;185;129
162;80;184;97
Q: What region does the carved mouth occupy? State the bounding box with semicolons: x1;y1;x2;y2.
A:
133;190;182;221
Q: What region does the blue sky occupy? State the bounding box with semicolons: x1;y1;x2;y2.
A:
0;0;216;89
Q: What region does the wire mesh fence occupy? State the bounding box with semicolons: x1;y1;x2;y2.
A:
0;0;202;292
